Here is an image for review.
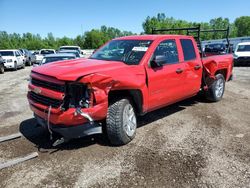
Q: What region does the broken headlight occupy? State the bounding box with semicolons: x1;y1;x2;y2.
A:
62;82;91;110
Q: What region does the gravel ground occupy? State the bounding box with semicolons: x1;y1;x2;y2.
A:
0;67;250;188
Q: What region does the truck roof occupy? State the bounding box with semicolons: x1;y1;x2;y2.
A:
114;34;193;41
237;42;250;45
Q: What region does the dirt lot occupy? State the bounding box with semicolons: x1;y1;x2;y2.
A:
0;67;250;188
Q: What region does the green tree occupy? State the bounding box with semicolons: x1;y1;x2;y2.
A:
234;16;250;37
142;13;238;40
83;29;109;49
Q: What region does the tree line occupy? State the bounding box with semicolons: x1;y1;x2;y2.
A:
0;14;250;50
143;14;250;40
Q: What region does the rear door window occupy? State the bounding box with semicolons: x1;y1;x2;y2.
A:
180;39;196;61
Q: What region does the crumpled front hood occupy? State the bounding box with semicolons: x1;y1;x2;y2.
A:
32;58;129;81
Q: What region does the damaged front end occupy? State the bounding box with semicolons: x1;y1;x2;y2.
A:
28;72;113;144
62;82;94;123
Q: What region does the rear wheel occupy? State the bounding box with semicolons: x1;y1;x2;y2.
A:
205;74;225;102
106;98;137;146
22;61;25;69
26;58;32;66
0;64;4;74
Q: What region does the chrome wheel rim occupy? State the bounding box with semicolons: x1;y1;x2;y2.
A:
123;104;136;137
215;78;224;98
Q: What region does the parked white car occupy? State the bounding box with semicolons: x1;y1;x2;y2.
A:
234;42;250;65
0;50;25;70
35;49;56;64
81;49;95;58
59;46;83;57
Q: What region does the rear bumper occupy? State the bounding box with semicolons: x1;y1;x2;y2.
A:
35;114;102;139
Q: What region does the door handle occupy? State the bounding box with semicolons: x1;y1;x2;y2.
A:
194;65;201;70
176;68;183;74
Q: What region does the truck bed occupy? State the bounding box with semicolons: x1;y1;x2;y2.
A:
201;54;233;81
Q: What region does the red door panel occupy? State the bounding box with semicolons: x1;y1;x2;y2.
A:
146;62;186;111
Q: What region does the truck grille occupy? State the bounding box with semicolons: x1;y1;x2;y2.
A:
31;78;65;92
29;91;62;108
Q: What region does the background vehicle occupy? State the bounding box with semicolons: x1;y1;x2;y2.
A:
35;49;56;64
81;49;95;58
58;50;80;58
28;26;233;146
0;55;5;74
59;46;83;57
34;53;76;66
204;43;227;56
19;49;34;66
59;46;81;52
234;42;250;65
0;50;25;70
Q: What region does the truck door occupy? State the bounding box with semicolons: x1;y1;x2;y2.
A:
146;39;186;110
180;39;202;96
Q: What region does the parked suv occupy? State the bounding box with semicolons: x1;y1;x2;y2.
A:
19;49;33;66
0;50;25;70
234;42;250;65
35;49;56;64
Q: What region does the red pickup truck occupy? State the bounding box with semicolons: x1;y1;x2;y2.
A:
28;32;233;146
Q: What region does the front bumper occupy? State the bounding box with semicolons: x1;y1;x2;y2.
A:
35;114;102;139
3;62;15;69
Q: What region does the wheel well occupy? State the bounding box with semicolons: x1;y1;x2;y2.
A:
215;69;227;79
108;90;143;115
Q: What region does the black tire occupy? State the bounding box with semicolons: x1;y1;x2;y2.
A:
26;58;32;66
205;74;225;102
13;62;17;71
106;98;137;146
0;64;4;74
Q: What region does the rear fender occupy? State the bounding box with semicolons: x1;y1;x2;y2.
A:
203;60;218;79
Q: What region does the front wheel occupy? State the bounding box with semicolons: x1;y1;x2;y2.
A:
0;64;4;74
205;74;225;102
106;98;137;146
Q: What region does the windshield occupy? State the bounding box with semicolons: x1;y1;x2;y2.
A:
237;45;250;52
41;56;75;65
40;50;55;55
0;51;14;56
90;40;152;65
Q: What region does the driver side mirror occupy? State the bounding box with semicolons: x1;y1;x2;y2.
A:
150;55;166;68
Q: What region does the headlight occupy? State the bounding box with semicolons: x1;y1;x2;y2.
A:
62;83;91;110
7;59;13;62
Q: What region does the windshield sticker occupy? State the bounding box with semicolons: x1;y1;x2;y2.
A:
132;47;148;52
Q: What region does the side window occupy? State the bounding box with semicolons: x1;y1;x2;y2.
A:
180;39;196;61
153;40;179;64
